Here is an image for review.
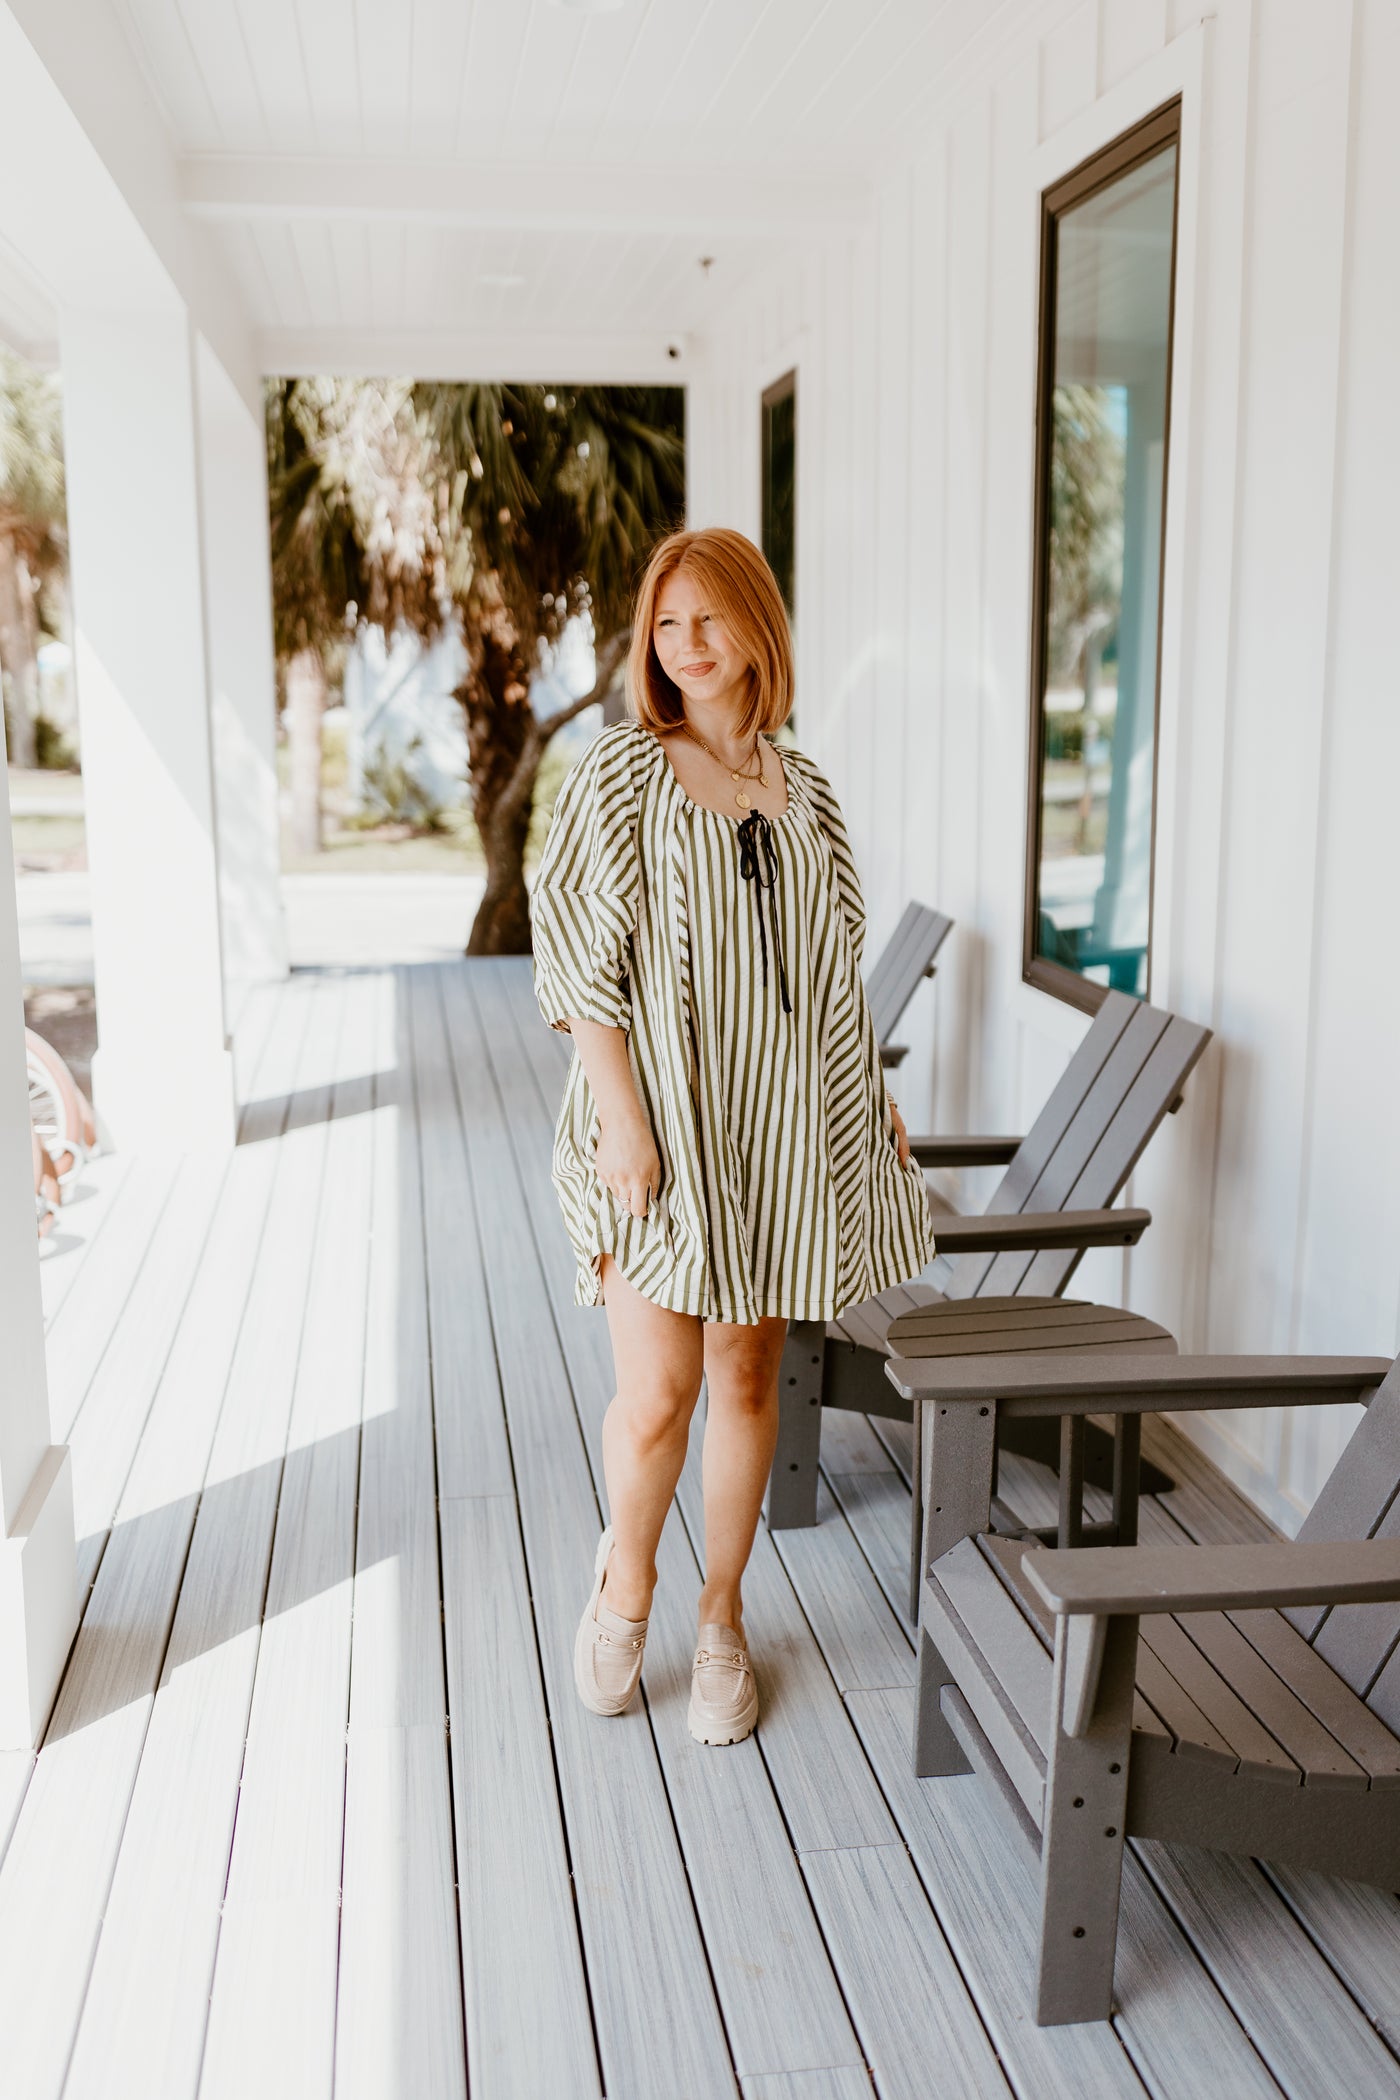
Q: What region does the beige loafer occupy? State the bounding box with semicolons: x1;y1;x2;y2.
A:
574;1524;649;1716
688;1623;759;1745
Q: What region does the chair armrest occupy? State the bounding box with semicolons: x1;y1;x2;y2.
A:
923;1207;1151;1256
884;1350;1391;1412
1025;1536;1400;1618
909;1135;1024;1166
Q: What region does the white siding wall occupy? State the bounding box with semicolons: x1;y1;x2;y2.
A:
690;0;1400;1532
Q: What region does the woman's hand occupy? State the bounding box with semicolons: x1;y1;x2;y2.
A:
595;1103;663;1218
567;1018;661;1217
888;1096;912;1168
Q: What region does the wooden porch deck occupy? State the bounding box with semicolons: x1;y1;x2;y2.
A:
3;958;1399;2100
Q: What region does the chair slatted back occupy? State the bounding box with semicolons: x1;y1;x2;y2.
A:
1289;1360;1400;1727
865;902;954;1050
945;992;1211;1302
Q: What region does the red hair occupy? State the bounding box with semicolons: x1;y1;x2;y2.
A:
627;527;793;738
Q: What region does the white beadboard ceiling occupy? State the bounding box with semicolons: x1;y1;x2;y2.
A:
114;0;1001;165
94;0;1047;362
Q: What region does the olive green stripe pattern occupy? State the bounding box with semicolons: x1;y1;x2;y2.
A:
531;720;935;1324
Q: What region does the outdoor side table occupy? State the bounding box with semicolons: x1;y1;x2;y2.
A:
884;1296;1177;1552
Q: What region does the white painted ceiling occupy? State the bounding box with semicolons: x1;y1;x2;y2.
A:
114;0;969;166
11;0;1049;365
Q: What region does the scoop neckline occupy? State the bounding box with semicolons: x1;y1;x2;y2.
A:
649;730;796;827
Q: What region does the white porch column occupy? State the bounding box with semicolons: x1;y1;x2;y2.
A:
0;779;78;1747
194;334;288;1021
61;306;238;1151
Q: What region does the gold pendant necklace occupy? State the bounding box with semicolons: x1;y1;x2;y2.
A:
679;720;770;809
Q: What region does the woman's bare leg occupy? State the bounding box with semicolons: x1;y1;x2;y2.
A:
597;1254;705;1621
697;1317;788;1636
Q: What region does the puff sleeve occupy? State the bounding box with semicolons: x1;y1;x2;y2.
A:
531;726;642;1033
788;752;868;967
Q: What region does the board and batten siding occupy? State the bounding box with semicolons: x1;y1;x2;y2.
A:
688;0;1400;1533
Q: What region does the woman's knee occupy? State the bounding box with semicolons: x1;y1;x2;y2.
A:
612;1377;699;1458
707;1375;779;1423
704;1320;787;1413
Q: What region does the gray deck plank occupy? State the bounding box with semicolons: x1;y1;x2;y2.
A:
479;960;866;2084
800;1843;1011;2100
38;1149;134;1328
1136;1842;1400;2097
0;1001;297;1903
821;1407;901;1475
849;1687;1292;2100
0;973;327;2100
444;963;737;2098
740;2071;874;2099
67;1150;229;1598
845;1688;1144;2096
622;1515;868;2082
439;1493;600;2099
412;960;514;1499
823;1464;918;1632
410;964;599;2100
673;1412;898;1852
42;1149;183;1441
1265;1866;1400;2050
335;969;466;2100
192;971;380;2100
1140;1415;1280;1546
63;974;342;2100
769;1479;916;1693
0;1749;34;1879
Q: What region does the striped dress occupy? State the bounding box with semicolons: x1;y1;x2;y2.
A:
531;719;935;1324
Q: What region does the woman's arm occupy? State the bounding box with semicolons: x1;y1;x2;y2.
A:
569;1017;661;1219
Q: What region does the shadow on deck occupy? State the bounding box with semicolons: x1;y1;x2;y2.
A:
1;958;1398;2100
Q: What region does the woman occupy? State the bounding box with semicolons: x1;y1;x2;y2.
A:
532;526;934;1746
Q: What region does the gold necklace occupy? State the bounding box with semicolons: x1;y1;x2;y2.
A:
678;720;771;810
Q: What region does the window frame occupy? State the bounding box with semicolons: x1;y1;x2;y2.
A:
1022;98;1183;1015
760;367;797;617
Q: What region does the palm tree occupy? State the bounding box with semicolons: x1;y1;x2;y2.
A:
266;376;456;856
415;383;684;954
0;349;67;772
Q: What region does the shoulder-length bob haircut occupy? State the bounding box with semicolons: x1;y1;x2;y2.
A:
627;527;793;740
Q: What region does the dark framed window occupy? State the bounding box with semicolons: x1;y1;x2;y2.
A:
761;370;796;616
1024;101;1181;1011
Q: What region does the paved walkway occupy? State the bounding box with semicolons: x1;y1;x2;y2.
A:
15;870;487;984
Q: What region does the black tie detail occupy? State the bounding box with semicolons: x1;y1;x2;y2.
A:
736;810;791;1015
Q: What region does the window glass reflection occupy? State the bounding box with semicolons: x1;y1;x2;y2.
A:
1034;142;1178;998
761;374;796;616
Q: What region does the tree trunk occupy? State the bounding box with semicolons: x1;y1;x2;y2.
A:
467;736;543;955
286;646;326;858
0;540;39;772
457;612;630;957
457;616;540;955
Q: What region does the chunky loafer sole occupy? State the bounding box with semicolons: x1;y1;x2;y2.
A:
687;1684;759;1746
687;1623;759;1745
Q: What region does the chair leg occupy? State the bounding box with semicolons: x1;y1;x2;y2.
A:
908;1399;924;1623
914;1623;973;1777
1034;1616;1136;2025
764;1320;825;1529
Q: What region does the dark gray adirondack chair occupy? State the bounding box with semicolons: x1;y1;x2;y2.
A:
889;1344;1400;2025
866;901;954;1069
765;991;1212;1560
